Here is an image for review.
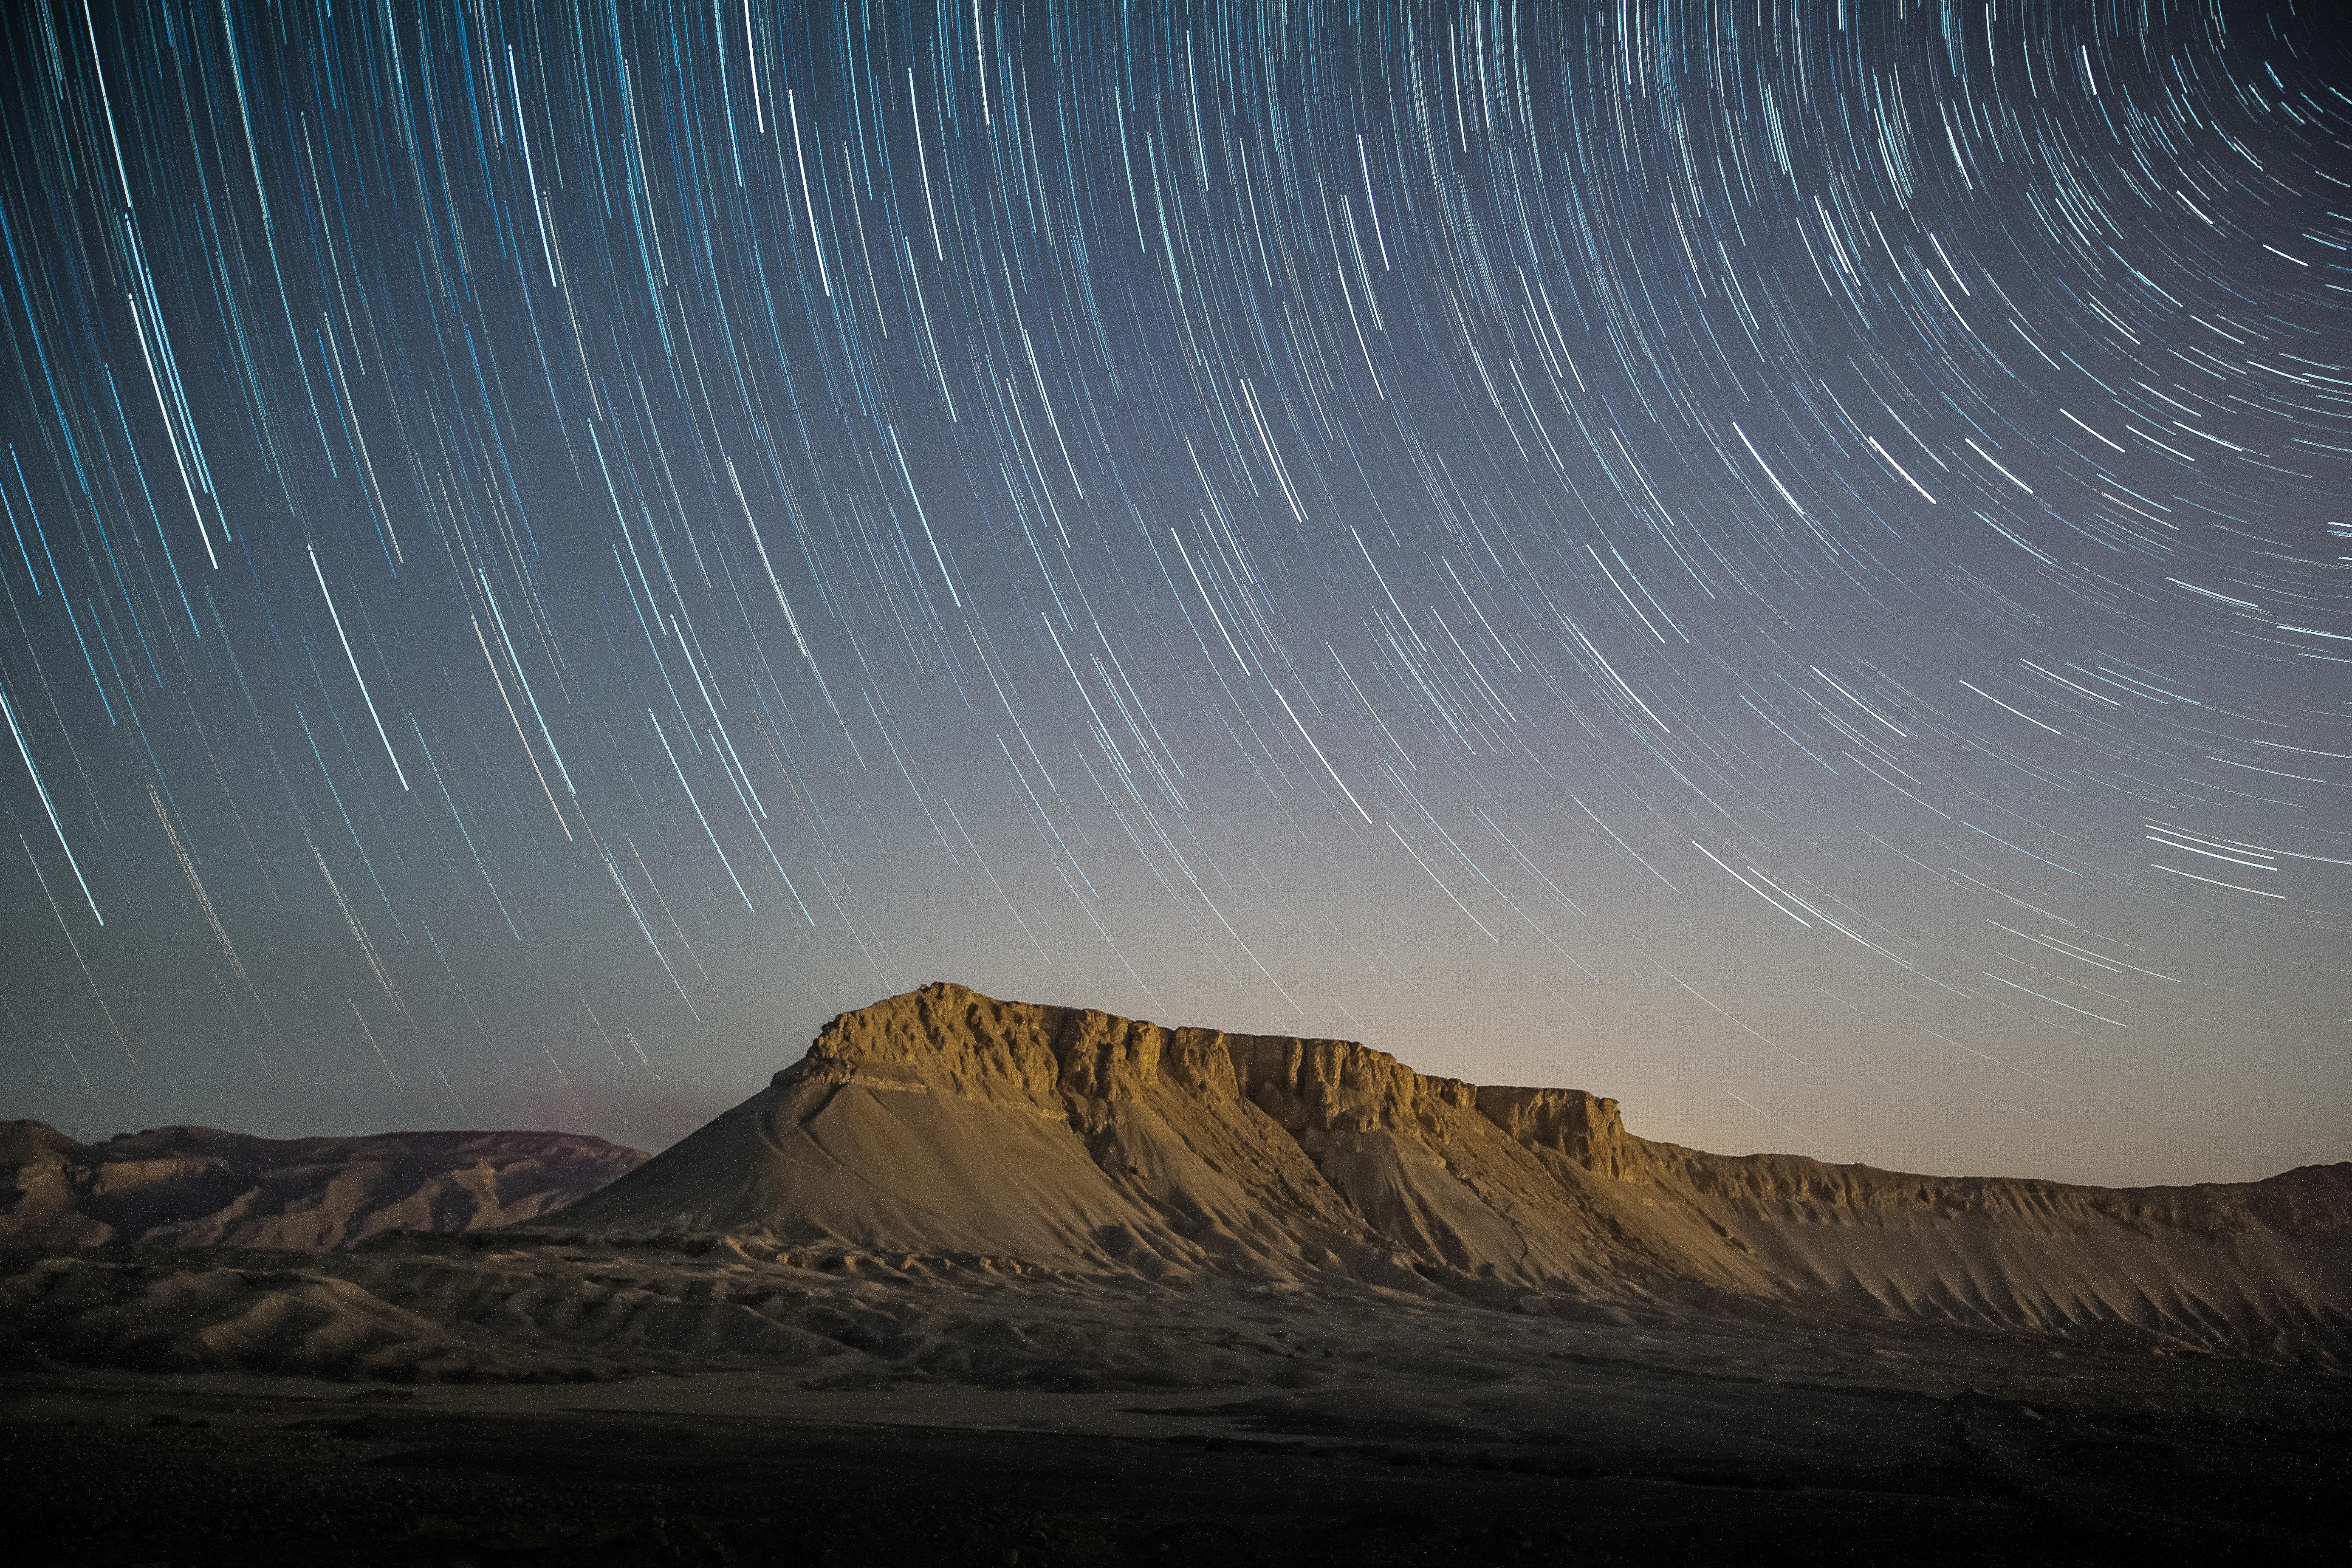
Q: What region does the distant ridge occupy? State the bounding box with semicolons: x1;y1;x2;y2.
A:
554;982;2352;1360
0;1121;645;1252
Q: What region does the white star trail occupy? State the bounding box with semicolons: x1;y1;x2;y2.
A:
0;0;2341;1179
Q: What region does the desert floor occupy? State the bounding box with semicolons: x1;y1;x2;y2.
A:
5;1270;2344;1566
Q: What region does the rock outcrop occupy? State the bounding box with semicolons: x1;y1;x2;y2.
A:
0;1121;646;1252
550;983;2352;1359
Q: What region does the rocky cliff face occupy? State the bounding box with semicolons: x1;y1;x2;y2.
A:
0;1122;647;1252
801;982;1630;1167
1472;1085;1635;1181
549;983;2352;1361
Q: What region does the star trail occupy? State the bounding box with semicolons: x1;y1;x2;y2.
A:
1;0;2344;1181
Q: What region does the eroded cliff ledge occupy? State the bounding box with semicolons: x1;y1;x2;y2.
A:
801;979;1635;1172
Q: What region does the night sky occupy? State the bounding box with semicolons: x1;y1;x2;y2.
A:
1;1;2344;1184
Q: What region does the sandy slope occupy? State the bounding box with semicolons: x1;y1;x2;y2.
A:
554;982;2352;1359
0;1121;645;1251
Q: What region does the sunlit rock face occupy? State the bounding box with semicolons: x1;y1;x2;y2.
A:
0;1120;645;1252
548;983;2352;1360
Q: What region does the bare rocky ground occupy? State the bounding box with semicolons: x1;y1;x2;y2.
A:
4;1240;2345;1565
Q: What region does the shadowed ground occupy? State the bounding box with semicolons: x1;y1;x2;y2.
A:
5;1311;2344;1566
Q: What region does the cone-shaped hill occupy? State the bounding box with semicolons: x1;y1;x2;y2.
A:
550;983;2352;1359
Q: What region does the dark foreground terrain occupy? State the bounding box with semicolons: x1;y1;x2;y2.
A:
6;1308;2344;1568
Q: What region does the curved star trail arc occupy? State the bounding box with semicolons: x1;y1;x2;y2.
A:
0;1;2344;1180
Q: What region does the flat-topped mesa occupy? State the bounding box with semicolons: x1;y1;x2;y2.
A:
551;983;2349;1359
799;981;1631;1175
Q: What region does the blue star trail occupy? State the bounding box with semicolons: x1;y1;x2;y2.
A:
1;0;2344;1179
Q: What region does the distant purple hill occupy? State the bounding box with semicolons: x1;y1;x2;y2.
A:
0;1120;647;1252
